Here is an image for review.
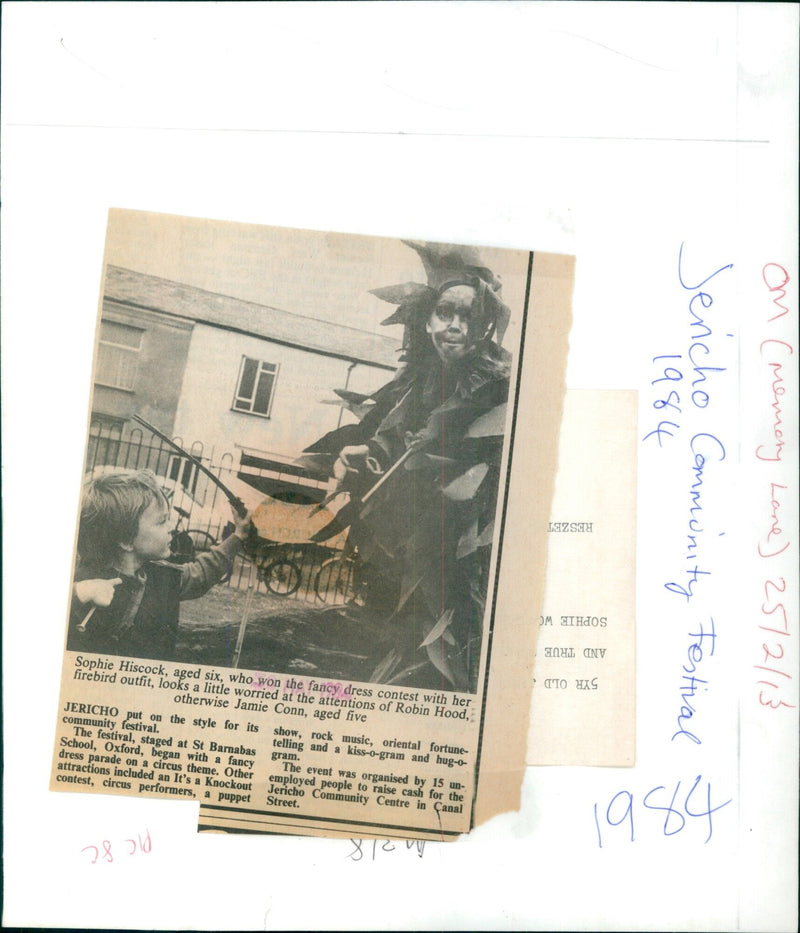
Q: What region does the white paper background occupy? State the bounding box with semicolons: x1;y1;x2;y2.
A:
2;3;797;930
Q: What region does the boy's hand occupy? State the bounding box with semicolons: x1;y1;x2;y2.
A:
74;578;122;607
230;504;253;541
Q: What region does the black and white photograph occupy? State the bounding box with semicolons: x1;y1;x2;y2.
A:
67;212;532;695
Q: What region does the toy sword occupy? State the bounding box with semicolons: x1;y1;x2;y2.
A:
131;414;247;518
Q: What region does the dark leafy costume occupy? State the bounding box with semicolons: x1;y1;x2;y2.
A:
305;243;512;692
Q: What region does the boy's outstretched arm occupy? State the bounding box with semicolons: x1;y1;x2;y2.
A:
178;505;253;600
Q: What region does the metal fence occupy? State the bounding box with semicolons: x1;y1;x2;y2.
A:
84;418;356;605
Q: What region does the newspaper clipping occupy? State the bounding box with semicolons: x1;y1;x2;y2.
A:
50;210;573;840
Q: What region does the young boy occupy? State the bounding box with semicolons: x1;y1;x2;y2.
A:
68;469;251;661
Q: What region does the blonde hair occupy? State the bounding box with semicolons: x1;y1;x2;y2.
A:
78;469;167;566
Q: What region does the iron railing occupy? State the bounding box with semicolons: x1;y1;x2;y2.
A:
83;418;355;604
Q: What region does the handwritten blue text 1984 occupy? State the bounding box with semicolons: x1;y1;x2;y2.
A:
593;776;731;847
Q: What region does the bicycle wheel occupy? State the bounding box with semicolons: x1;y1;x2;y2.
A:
259;558;302;597
169;530;195;562
314;557;356;605
186;529;218;554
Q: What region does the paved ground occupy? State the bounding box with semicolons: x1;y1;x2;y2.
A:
174;565;442;688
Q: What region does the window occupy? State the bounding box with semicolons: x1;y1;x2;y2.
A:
232;356;278;417
168;455;201;498
95;320;143;391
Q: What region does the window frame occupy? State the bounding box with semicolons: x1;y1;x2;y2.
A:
94;319;144;392
231;355;279;419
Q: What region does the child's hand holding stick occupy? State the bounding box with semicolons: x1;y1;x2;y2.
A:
74;578;122;631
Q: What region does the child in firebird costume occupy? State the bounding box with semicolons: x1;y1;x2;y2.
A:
68;469;250;661
304;241;512;692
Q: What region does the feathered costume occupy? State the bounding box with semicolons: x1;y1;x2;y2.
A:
304;241;512;692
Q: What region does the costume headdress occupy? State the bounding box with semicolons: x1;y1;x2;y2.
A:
369;241;511;359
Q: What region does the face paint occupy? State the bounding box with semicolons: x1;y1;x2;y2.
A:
426;285;476;363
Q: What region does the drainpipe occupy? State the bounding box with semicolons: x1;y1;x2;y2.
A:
337;361;358;429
